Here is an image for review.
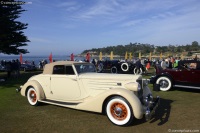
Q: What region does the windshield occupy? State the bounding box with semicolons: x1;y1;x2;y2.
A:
75;64;96;74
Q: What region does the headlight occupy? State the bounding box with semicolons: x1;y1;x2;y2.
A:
138;83;141;91
143;94;153;106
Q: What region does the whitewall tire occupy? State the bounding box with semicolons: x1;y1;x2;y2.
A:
121;63;129;72
97;63;103;73
106;97;133;126
27;88;39;106
156;76;172;91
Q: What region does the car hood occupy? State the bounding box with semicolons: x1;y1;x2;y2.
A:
79;73;141;81
79;73;142;92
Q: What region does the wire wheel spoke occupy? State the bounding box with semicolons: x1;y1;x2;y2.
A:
30;91;36;102
160;80;168;88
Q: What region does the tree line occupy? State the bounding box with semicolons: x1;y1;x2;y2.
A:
81;41;200;57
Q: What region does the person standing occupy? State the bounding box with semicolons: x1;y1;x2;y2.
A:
70;53;74;61
173;57;180;68
6;61;11;78
92;59;96;66
146;59;151;71
135;59;142;74
161;59;167;69
16;59;21;77
86;52;90;62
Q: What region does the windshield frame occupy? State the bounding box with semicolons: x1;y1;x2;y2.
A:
74;63;96;74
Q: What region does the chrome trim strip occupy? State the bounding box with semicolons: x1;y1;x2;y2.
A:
174;85;200;89
43;99;80;105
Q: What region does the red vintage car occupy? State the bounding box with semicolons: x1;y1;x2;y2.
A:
150;60;200;91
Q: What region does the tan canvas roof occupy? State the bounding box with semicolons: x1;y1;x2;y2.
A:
43;61;88;74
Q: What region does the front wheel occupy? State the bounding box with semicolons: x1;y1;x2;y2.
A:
156;76;172;91
27;88;39;106
106;96;133;126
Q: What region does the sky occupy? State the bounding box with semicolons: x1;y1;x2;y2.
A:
17;0;200;56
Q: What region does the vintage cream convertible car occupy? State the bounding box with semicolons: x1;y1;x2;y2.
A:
18;61;160;126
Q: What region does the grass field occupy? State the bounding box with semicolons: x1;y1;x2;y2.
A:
0;70;200;133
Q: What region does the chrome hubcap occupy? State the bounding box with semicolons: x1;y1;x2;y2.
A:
159;80;169;88
31;93;35;98
114;107;123;116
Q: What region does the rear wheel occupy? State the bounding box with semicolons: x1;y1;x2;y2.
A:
27;88;39;106
156;76;172;91
133;68;143;75
106;96;133;126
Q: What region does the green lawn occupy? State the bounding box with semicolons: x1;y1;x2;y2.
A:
0;70;199;133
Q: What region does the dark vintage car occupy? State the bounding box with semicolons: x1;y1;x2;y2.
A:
97;60;146;74
97;60;122;73
0;65;6;72
20;64;36;72
150;60;200;91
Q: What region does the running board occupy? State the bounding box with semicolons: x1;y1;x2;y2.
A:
174;85;200;89
39;99;80;108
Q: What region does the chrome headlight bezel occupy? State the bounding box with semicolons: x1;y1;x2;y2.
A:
143;94;154;106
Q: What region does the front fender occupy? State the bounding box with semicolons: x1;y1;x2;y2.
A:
157;73;174;83
20;80;45;100
76;88;143;119
150;72;174;84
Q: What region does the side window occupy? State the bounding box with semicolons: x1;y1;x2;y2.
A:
53;65;65;74
189;63;197;69
65;66;75;75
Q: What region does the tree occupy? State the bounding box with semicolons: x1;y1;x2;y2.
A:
191;41;199;51
0;0;29;55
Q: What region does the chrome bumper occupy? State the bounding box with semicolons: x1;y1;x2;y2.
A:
144;96;160;121
16;86;22;93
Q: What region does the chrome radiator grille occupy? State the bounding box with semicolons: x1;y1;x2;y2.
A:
136;79;143;100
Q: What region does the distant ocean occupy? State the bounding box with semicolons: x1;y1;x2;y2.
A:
0;55;121;66
0;55;87;66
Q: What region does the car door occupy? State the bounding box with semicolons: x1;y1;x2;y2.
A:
50;65;81;101
177;67;192;84
189;69;200;84
189;62;200;85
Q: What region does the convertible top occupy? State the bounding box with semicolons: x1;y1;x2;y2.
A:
43;61;90;74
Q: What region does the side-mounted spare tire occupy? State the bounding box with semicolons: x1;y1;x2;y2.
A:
121;63;129;72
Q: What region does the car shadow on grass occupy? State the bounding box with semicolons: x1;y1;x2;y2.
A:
173;87;200;93
131;98;173;126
